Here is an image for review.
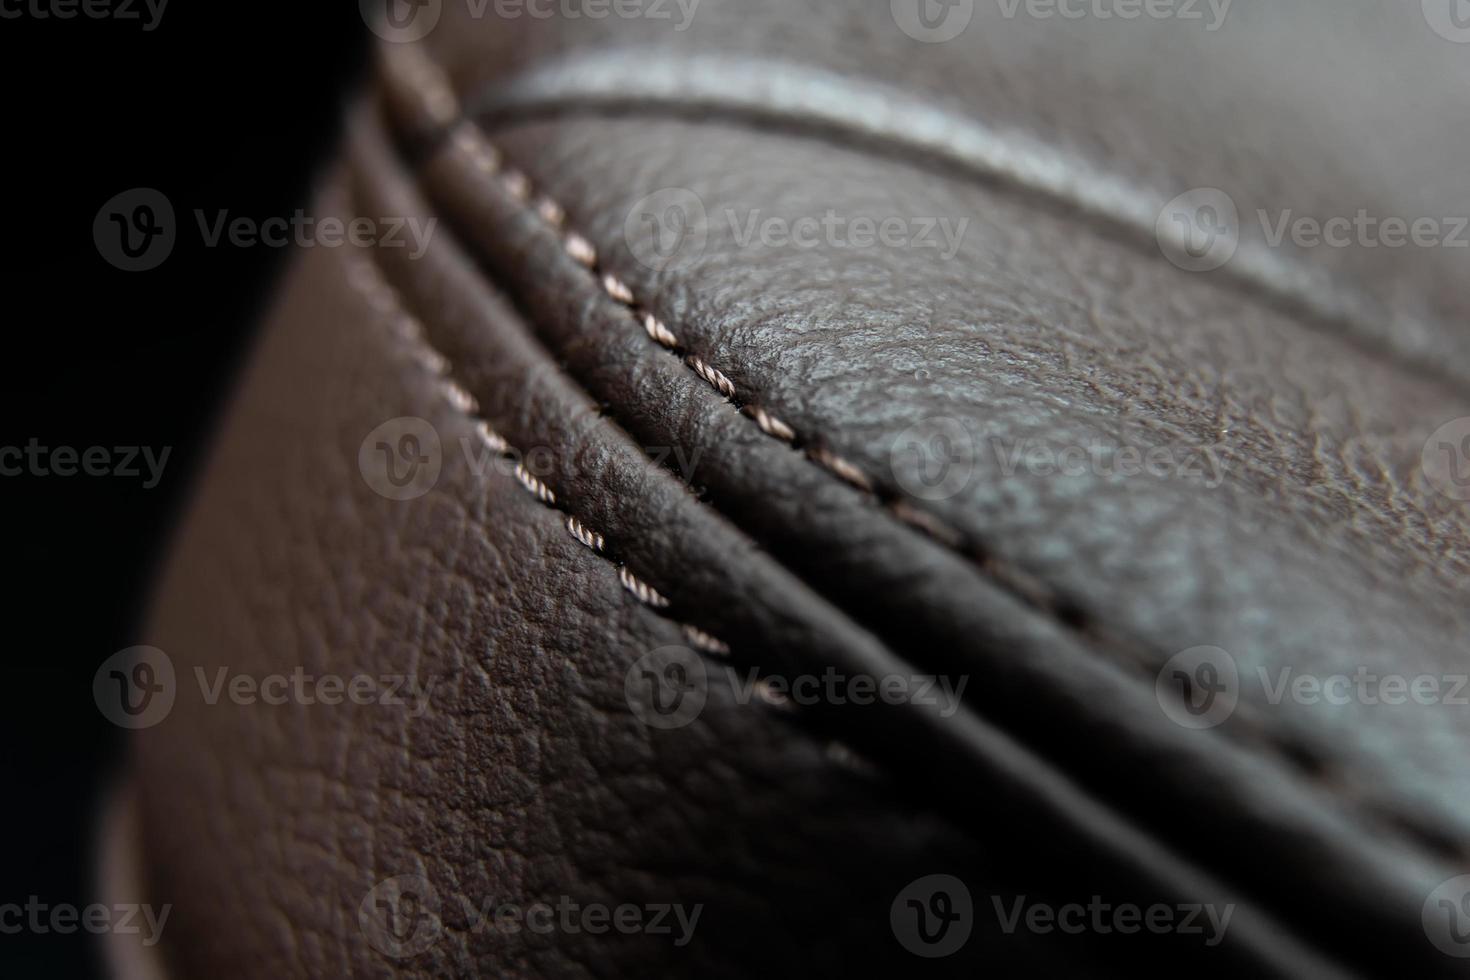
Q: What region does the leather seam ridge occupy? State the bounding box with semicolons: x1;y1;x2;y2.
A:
376;43;1470;872
341;233;733;662
341;194;1357;977
464;66;1470;405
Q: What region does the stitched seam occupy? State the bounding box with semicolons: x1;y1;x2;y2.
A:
466;73;1470;407
343;239;735;661
387;46;1090;627
378;45;1470;867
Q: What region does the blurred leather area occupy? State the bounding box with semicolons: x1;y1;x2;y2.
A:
128;2;1470;977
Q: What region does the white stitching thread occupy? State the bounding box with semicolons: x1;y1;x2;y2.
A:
440;379;478;415
437;120;868;508
453;127;500;174
343;240;727;649
513;462;557;505
808;446;874;492
416;346;450;375
536;197;566;227
566;515;605;553
683;625;731;656
619;567;670;608
891;500;963;548
375;45;1470;864
435;111;822;486
564;232;597;268
384;46;458;127
602;273;635;305
746;405;796;442
473;419;510;454
687;356;737;399
501;170;532;202
642;313;678;349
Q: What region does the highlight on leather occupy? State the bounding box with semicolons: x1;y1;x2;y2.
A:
64;2;1470;978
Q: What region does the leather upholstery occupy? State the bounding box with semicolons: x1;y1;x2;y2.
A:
122;2;1470;976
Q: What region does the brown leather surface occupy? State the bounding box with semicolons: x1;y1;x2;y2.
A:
128;3;1470;976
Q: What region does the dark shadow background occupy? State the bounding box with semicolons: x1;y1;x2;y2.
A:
0;7;368;975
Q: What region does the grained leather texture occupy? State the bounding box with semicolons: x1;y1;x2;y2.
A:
130;174;1071;978
126;2;1470;977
